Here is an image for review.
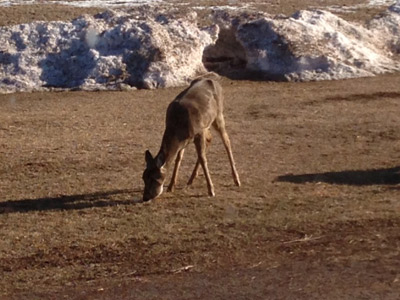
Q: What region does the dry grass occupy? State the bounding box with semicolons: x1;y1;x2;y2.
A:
0;0;387;28
1;75;400;298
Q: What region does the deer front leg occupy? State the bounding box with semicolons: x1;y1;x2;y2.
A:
188;130;212;186
194;133;215;197
167;149;185;192
219;129;241;186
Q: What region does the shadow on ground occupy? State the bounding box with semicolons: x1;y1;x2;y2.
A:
0;189;142;214
275;166;400;186
324;92;400;102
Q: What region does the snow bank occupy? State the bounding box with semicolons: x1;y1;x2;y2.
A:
368;1;400;54
238;10;400;81
1;2;400;93
205;1;400;81
0;9;218;93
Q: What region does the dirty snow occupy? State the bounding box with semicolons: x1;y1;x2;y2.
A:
0;1;400;92
0;10;218;93
231;5;400;81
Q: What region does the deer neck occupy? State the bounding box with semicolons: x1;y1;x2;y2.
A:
155;133;182;170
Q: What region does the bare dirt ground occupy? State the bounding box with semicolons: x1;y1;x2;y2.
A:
1;1;400;299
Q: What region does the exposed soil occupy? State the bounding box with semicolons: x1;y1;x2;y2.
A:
1;1;400;299
0;0;388;27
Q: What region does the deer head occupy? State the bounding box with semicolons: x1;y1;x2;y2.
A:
142;150;166;201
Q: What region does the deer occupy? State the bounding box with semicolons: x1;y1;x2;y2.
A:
142;74;241;202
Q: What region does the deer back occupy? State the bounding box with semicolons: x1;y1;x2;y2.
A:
165;79;223;139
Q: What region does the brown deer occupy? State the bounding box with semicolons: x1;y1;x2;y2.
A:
142;75;240;201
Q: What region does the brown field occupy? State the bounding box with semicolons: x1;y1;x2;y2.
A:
1;1;400;299
2;74;400;299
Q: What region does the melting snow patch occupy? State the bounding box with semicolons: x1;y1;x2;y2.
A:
0;0;161;7
369;0;396;5
325;0;397;13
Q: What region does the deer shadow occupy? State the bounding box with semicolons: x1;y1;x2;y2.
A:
275;166;400;186
0;189;143;214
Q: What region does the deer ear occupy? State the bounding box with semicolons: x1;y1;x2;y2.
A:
156;152;165;169
145;150;153;165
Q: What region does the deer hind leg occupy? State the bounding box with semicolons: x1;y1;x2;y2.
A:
187;129;212;186
193;132;215;197
213;115;241;186
167;148;185;192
